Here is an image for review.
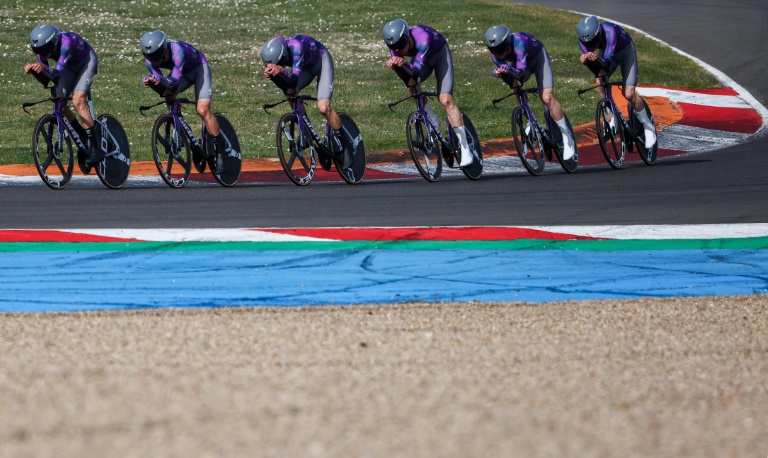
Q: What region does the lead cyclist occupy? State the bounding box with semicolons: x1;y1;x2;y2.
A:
24;24;101;165
576;16;656;148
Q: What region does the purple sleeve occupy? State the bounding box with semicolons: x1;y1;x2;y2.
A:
595;23;631;72
54;33;90;73
404;25;445;80
168;42;187;83
510;34;529;80
284;37;304;84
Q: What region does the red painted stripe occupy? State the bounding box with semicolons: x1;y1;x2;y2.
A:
259;227;604;241
0;230;135;243
678;103;763;134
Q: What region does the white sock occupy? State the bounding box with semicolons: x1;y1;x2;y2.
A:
635;108;657;148
554;117;576;160
454;126;473;167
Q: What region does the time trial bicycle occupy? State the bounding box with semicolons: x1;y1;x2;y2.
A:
387;90;483;182
492;85;578;176
22;71;131;189
578;76;658;168
263;95;366;186
140;97;241;188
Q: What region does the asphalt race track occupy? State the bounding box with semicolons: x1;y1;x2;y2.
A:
0;1;765;230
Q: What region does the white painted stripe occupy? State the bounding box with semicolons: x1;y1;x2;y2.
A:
70;228;337;242
522;224;768;240
659;124;750;153
636;87;752;109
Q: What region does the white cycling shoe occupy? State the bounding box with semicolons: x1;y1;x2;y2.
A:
642;126;657;149
562;135;576;161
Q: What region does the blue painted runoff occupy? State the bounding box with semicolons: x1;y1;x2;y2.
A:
1;248;766;312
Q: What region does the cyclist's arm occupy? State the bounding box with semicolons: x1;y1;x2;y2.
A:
594;25;618;73
163;44;186;90
509;35;528;81
403;30;431;80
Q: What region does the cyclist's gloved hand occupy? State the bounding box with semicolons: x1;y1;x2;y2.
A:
142;75;159;86
492;64;512;78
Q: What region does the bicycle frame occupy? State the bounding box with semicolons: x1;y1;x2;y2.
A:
492;87;558;150
22;88;126;164
169;100;206;155
264;95;333;156
579;79;634;140
388;90;455;155
141;97;236;158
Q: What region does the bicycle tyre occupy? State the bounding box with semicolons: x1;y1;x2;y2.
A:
457;113;483;180
32;114;74;189
546;113;578;173
152;113;191;188
333;113;366;185
95;114;131;189
276;112;316;186
207;114;241;187
406;111;442;182
511;106;545;176
596;99;625;169
630;100;658;165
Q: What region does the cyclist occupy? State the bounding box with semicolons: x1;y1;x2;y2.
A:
140;30;227;171
382;19;474;167
577;16;656;148
485;25;576;160
24;24;101;165
260;35;351;169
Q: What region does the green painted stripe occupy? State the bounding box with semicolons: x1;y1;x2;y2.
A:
1;237;767;252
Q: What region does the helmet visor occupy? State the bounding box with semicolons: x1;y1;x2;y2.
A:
580;29;601;48
488;42;508;57
386;35;409;52
145;46;165;63
31;41;54;56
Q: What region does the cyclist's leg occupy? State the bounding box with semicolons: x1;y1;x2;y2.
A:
316;52;351;167
69;51;97;129
535;49;575;159
315;53;342;131
193;62;229;171
619;43;655;147
194;63;219;136
69;52;103;164
432;45;472;166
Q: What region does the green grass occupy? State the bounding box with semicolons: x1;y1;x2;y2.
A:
0;0;720;165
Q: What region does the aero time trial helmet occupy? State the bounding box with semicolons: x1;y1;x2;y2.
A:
577;16;602;47
485;25;511;55
382;19;409;50
261;38;287;66
140;30;168;62
30;24;61;56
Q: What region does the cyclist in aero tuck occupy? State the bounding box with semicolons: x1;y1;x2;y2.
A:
577;16;656;148
140;30;228;172
382;19;474;168
24;24;101;165
260;35;352;169
485;25;576;160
